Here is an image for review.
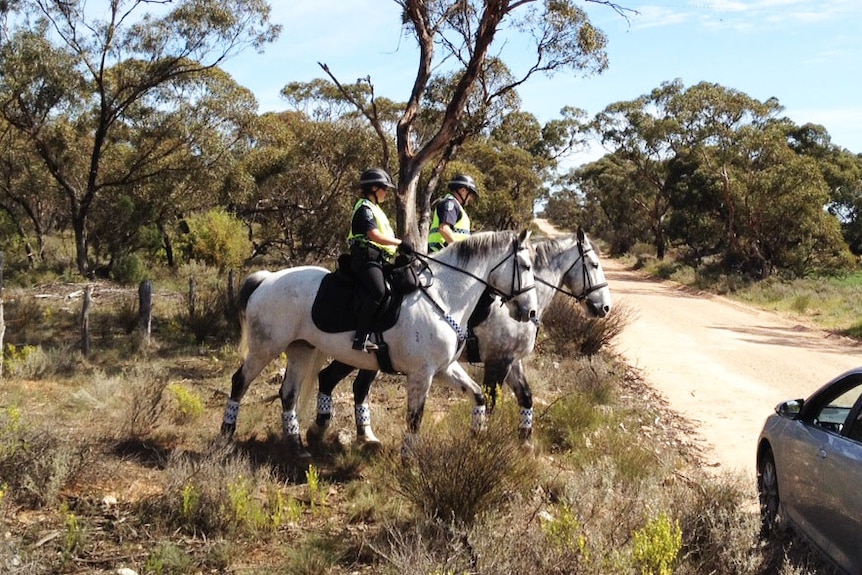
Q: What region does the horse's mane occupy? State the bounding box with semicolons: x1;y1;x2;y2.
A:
532;232;599;268
443;230;520;267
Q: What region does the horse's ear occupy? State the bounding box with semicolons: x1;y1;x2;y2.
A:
518;229;532;245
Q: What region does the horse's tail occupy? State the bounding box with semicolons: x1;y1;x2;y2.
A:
236;270;269;359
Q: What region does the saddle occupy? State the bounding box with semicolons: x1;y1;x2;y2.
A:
310;253;421;334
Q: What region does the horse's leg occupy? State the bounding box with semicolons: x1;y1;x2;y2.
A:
353;369;381;449
279;343;322;460
402;369;435;456
433;362;487;433
221;351;274;436
306;360;354;446
481;359;512;413
504;359;534;448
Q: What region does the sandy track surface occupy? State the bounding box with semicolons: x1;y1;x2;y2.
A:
605;258;862;481
532;219;862;482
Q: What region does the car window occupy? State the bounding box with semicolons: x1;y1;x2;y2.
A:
812;386;862;435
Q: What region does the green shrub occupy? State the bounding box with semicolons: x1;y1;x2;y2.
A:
182;208;251;270
633;512;682;575
112;253;149;285
166;383;204;424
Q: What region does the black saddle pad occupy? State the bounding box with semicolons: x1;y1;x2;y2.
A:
311;272;403;334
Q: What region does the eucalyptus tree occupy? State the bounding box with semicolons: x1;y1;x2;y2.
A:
0;120;64;267
592;80;687;258
313;0;622;248
232;110;380;264
0;0;279;276
788;123;862;255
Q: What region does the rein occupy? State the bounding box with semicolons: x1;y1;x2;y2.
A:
534;240;608;302
410;239;537;342
414;239;536;303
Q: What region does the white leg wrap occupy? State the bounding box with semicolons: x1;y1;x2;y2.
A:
472;405;486;431
519;407;533;430
223;399;240;425
317;393;333;416
355;403;371;427
282;410;300;436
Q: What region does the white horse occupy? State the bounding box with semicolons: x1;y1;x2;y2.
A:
220;230;539;458
307;228;611;448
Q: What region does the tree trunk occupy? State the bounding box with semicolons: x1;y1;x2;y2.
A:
80;284;93;356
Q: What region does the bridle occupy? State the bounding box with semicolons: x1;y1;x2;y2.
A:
533;238;608;302
415;238;536;304
411;238;538;341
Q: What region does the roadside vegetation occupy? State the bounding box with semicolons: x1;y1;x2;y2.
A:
626;242;862;341
0;264;840;574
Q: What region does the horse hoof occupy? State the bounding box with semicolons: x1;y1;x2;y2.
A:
356;435;382;454
306;422;327;446
286;434;311;462
220;422;236;436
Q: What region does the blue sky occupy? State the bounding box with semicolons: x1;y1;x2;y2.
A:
222;1;862;164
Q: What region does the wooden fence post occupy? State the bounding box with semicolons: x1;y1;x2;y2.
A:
138;280;153;346
0;252;5;379
81;284;93;356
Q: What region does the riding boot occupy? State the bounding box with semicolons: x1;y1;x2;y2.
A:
353;297;380;352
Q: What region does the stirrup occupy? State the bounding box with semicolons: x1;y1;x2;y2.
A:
353;335;378;353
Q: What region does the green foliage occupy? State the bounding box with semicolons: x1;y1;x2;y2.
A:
306;464;327;513
0;408;85;508
166;383;204;424
145;543;195;575
541;504;588;558
182;208;251;270
62;504;83;558
632;512;683;575
111;253;149;285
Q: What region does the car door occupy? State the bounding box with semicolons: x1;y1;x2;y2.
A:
807;381;862;574
819;389;862;574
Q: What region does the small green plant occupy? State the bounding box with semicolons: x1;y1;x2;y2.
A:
144;542;195;575
181;483;200;524
166;383;204;424
62;505;83;558
306;464;327;512
3;344;47;378
632;512;683;575
542;504;588;559
0;406;23;458
228;476;266;531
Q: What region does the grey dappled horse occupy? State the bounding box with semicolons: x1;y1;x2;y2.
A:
221;230;539;459
307;228;611;448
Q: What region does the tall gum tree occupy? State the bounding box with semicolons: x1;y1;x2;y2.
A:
319;0;627;248
0;0;279;276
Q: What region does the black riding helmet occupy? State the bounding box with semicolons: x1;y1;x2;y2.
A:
359;168;395;194
447;173;479;198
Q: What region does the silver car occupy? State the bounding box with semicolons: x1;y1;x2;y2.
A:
757;367;862;574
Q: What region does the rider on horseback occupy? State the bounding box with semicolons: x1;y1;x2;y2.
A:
427;173;479;253
348;168;412;352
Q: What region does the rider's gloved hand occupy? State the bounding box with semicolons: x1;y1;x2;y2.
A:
398;241;415;256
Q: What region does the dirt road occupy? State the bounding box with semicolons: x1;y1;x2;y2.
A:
604;258;862;481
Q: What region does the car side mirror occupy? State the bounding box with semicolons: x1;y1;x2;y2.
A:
776;399;803;418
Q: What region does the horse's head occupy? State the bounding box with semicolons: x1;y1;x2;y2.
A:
568;227;612;318
487;229;539;324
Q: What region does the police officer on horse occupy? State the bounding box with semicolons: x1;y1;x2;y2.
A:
427;173;479;253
